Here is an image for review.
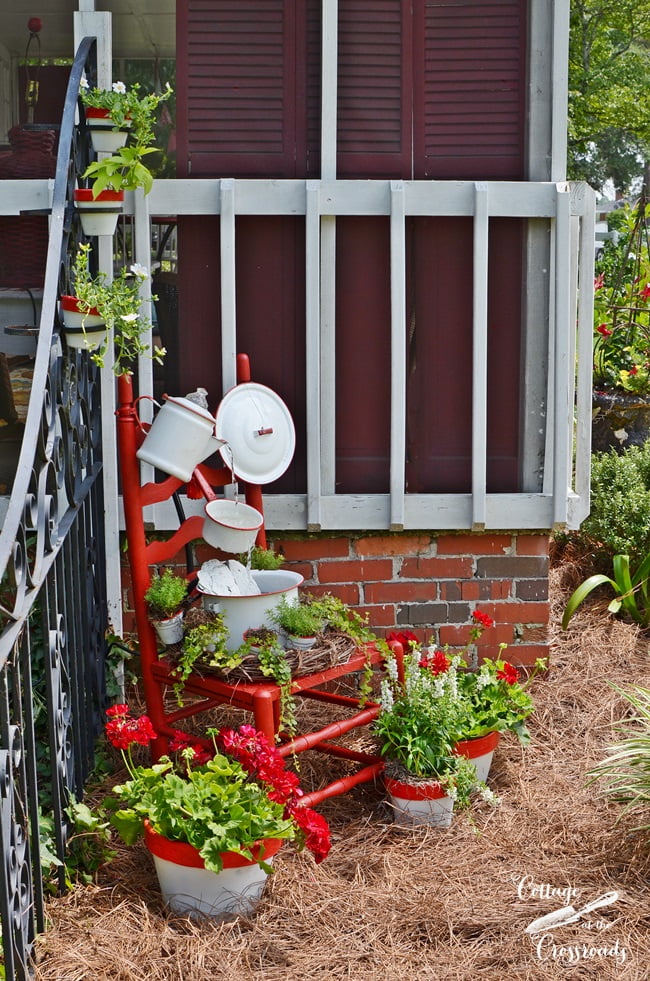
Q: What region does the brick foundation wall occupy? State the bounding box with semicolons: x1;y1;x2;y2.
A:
121;531;550;667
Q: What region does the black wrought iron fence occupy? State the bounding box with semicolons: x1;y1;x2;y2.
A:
0;38;108;979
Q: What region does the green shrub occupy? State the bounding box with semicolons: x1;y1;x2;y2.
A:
577;444;650;560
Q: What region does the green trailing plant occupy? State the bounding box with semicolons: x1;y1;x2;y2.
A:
588;684;650;829
238;630;297;738
562;552;650;629
173;614;235;698
144;568;188;620
80;78;173;195
70;243;166;375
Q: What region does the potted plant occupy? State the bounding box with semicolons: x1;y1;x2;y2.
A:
172;607;237;699
238;545;285;570
104;706;331;918
388;611;546;782
79;78;172;196
269;596;326;651
62;243;166;375
144;568;188;645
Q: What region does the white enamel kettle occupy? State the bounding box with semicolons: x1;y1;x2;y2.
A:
135;392;226;482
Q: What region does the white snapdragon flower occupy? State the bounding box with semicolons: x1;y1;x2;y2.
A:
112;81;127;95
130;263;148;280
385;656;399;683
379;678;394;712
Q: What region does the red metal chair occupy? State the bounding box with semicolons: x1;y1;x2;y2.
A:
116;356;390;806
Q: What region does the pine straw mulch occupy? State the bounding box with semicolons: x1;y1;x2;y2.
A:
33;563;650;980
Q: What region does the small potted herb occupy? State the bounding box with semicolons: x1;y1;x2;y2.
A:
269;596;325;651
238;546;285;571
144;568;188;645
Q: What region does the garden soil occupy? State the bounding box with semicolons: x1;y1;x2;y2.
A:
33;563;650;980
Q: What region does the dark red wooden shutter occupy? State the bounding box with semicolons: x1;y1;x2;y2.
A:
179;0;305;177
414;0;527;179
336;0;412;177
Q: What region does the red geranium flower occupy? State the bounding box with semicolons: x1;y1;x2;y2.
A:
105;709;156;750
496;662;519;685
596;323;612;337
419;649;451;676
286;802;331;863
472;610;494;629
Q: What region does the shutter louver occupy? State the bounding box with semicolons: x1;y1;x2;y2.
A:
184;1;298;177
417;0;526;178
336;0;411;177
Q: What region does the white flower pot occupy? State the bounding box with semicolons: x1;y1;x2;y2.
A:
152;611;184;646
84;107;131;153
203;499;264;554
384;774;454;828
59;295;106;351
454;730;500;785
144;821;282;919
287;634;317;651
74;188;124;237
199;570;303;651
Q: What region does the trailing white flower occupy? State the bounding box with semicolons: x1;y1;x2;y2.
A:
480;785;501;806
130;263;149;279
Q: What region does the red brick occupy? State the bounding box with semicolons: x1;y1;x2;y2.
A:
275;537;350;561
317;559;394;584
516;534;551;556
401;556;474;579
436;534;512;556
284;562;315;584
489;602;550;625
440;622;514;647
439;624;473;647
491;581;513;599
303;583;360;606
365;581;440;604
440;581;461;601
122;611;137;636
356;534;431;557
475;623;515;646
357;605;396;628
501;644;549;667
461;582;481;600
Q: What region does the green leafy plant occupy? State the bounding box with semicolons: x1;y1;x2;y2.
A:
104;707;331;871
239;546;285;570
173;613;235;696
376;611;545;805
80;79;173;195
593;202;650;395
269;596;325;639
144;568;188;620
562;552;650;629
588;684;650;829
70;243;166;375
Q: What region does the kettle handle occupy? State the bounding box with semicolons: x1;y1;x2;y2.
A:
133;395;161;435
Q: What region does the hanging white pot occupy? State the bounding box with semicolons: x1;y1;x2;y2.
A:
202;499;263;554
84;107;131;153
135;395;224;482
73;188;124;237
384;774;454;829
144;820;282;919
59;295;106;351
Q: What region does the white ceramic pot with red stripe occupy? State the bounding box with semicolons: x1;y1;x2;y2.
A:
144;820;282;919
73;188;124;237
59;295;106;351
384;774;454;828
84;107;131;153
454;730;500;785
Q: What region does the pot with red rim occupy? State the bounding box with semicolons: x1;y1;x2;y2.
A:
454;730;500;785
143;820;282;918
73;188;124;237
59;295;106;350
84;107;131;153
383;774;454;828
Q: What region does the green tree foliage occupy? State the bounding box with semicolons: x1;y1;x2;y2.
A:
569;0;650;192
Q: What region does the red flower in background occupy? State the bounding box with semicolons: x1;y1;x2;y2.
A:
386;630;419;652
496;662;519;685
596;323;613;337
472;610;494;630
594;273;604;290
419;649;451;676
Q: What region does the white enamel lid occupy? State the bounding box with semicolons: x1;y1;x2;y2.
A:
215;382;296;484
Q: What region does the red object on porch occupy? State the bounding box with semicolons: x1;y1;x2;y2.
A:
116;356;394;806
